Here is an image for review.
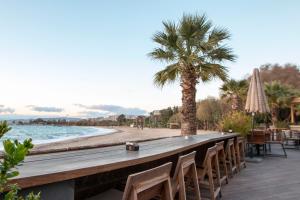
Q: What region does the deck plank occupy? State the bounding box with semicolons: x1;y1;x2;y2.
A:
222;147;300;200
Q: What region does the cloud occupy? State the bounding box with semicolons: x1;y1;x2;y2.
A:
27;105;64;113
0;106;15;114
77;111;107;118
74;104;147;115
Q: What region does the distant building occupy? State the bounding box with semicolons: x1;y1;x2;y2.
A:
152;110;161;116
105;115;119;121
125;115;138;120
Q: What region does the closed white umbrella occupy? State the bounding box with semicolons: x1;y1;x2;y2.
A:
245;68;270;132
245;68;270;114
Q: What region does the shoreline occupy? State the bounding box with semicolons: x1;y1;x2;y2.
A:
31;127;218;154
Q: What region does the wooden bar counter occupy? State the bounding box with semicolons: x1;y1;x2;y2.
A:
10;133;237;200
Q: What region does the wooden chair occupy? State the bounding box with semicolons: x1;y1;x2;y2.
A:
246;131;266;157
215;141;229;185
87;162;173;200
284;130;300;150
172;151;201;200
197;146;221;200
225;138;237;177
234;137;246;171
265;129;287;158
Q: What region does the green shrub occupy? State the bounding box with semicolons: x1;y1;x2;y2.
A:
0;121;40;200
219;111;252;136
275;120;289;128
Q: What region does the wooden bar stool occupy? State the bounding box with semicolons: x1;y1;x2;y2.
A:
235;137;246;171
87;162;173;200
216;141;229;185
197;146;221;200
172;151;201;200
225;138;237;177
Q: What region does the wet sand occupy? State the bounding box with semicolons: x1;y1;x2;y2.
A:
32;127;218;153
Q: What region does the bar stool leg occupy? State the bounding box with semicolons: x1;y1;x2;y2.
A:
221;149;229;184
191;165;201;200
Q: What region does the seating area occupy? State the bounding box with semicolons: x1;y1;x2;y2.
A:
87;137;247;200
246;128;300;157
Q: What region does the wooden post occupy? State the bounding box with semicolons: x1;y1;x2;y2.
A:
291;104;295;124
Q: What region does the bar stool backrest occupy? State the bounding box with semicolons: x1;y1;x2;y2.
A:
122;162;173;200
203;146;218;168
173;151;196;181
172;151;201;200
216;141;224;151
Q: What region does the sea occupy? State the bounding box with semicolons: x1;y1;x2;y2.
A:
0;125;115;149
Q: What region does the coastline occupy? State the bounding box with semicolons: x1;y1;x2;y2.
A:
31;127;218;154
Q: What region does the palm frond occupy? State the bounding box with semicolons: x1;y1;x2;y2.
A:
206;45;236;62
196;63;228;82
148;48;176;62
207;27;231;46
154;63;180;87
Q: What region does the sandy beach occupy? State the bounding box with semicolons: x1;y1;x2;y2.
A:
32;127;218;153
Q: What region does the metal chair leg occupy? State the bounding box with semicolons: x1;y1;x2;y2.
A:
282;144;287;158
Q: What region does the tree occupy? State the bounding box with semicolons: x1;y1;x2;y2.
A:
149;14;235;135
117;114;126;126
260;63;300;89
168;113;182;125
160;107;174;127
0;121;40;200
264;81;298;125
197;97;223;130
220;79;248;111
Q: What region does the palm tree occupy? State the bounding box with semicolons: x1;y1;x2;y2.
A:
149;14;236;135
265;81;296;125
220;79;248;111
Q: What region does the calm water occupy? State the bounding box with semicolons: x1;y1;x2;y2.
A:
0;125;114;149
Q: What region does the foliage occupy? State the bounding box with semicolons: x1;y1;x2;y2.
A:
0;121;12;138
149;13;235;134
260;63;300;90
220;79;248;110
218;112;252;136
197;97;223;130
265;81;299;124
117;114;126;126
149;13;235;86
168;113;182;125
274;120;289;129
0;121;40;200
149;107;179;128
159;107;174;127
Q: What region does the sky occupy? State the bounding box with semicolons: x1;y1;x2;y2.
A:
0;0;299;119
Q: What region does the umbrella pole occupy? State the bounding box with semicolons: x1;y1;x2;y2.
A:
251;112;255;134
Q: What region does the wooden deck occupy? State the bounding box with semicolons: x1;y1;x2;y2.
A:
222;146;300;200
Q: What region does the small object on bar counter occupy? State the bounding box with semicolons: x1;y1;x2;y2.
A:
229;129;233;133
126;142;139;151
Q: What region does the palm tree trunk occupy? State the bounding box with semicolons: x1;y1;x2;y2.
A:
232;94;239;111
271;107;278;126
180;70;197;135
